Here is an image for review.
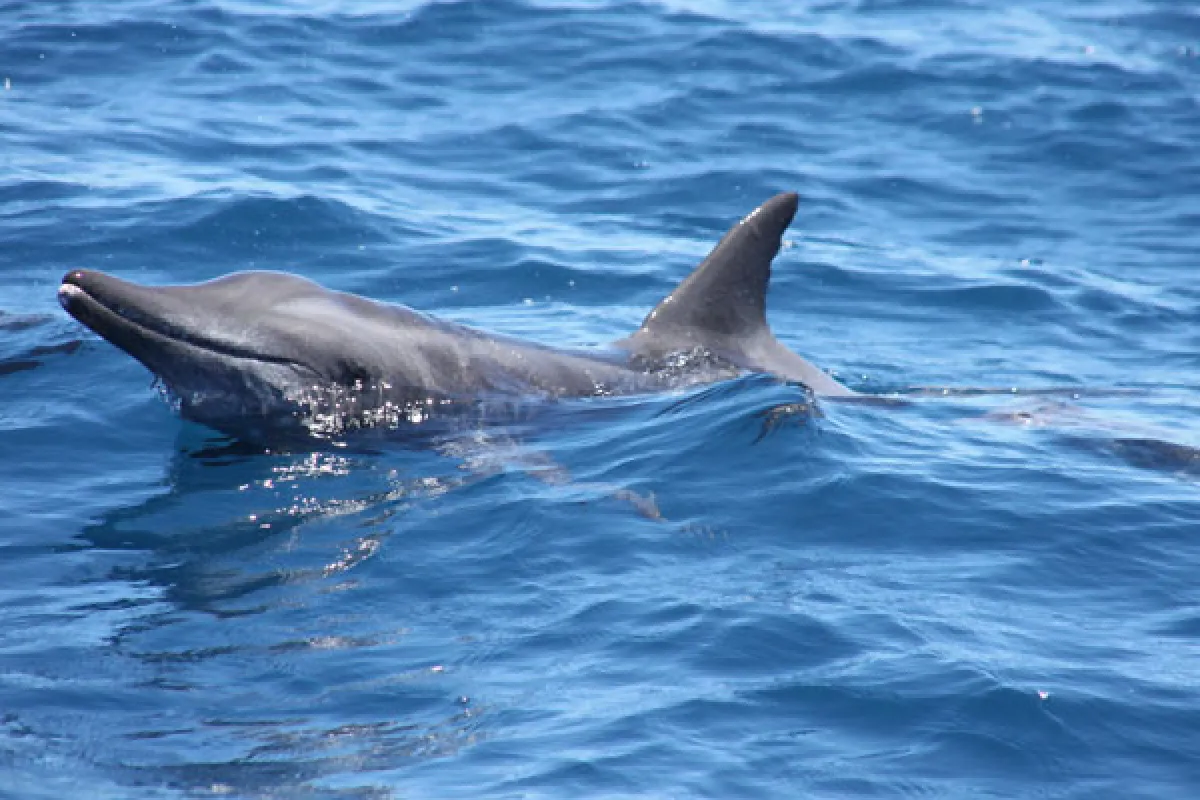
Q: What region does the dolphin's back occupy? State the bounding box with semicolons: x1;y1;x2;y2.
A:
618;193;854;396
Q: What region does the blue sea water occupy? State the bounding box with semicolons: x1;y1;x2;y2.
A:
3;0;1200;797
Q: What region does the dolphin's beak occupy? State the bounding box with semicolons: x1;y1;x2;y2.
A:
58;270;185;367
59;269;298;369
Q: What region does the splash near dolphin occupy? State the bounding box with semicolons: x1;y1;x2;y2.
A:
58;193;853;439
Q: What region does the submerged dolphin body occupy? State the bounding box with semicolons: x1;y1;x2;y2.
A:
58;192;854;438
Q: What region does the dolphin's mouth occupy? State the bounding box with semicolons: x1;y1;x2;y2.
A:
58;270;321;432
58;270;300;369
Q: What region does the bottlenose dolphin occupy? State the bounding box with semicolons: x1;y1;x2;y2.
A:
58;192;855;438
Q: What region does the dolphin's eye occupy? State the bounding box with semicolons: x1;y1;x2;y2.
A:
334;360;373;388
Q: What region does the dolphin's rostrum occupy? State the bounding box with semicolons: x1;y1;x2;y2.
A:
58;192;854;438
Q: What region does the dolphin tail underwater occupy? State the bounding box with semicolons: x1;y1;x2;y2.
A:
58;192;855;438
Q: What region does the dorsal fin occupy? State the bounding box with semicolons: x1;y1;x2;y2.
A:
629;192;797;350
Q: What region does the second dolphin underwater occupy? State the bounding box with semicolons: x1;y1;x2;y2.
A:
58;192;857;439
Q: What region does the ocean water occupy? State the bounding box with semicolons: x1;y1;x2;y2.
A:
3;0;1199;797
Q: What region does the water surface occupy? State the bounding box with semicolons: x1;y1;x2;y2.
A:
2;1;1199;797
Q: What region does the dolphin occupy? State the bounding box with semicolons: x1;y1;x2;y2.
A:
58;192;855;438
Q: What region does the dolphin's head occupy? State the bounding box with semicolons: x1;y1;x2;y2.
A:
58;269;422;433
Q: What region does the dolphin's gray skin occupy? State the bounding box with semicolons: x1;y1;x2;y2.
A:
58;192;854;437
